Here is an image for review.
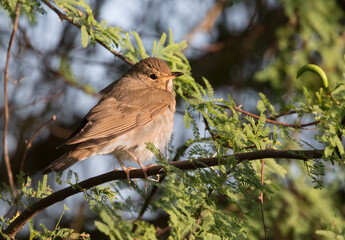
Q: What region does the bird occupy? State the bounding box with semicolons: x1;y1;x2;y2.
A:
43;57;183;183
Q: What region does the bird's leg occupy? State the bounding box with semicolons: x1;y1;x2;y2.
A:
118;159;131;186
165;145;169;162
125;150;150;189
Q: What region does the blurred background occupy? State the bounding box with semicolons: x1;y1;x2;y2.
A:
1;0;345;239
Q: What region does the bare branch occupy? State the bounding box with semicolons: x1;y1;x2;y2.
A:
268;110;297;120
185;0;227;45
232;105;319;129
20;115;57;171
3;2;21;200
10;90;64;112
2;149;323;238
19;25;97;96
259;158;267;239
132;140;196;233
155;226;172;237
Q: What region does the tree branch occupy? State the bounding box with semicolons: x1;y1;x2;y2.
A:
259;158;267;239
268;110;297;120
20;115;57;171
232;105;319;129
132;140;197;233
2;149;323;238
41;0;134;66
185;0;227;45
3;2;21;200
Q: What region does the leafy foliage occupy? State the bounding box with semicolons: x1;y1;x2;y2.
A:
0;0;46;21
28;205;90;240
255;0;345;92
1;0;345;239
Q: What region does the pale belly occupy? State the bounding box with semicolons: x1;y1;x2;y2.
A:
91;107;175;162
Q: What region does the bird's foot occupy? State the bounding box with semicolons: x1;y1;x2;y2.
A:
139;166;150;190
114;166;136;188
141;164;159;182
125;150;155;190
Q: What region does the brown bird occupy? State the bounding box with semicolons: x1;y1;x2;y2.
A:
43;57;183;182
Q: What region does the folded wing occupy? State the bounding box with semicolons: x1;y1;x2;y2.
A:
63;88;174;147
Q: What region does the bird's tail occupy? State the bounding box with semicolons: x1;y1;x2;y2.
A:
43;148;91;174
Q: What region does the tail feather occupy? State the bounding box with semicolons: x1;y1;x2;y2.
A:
43;148;91;174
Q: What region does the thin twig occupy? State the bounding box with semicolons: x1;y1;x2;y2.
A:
12;91;64;112
232;105;319;129
186;188;214;239
133;139;201;233
259;158;267;239
2;149;323;239
155;226;172;237
20;115;57;171
132;176;164;233
185;0;227;45
3;2;21;200
19;25;97;96
0;90;64;116
138;178;164;222
202;115;219;140
268;110;297;120
41;0;134;66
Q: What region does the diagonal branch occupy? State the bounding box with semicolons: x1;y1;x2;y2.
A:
41;0;134;66
2;149;323;238
3;2;21;200
132;139;199;233
185;0;227;45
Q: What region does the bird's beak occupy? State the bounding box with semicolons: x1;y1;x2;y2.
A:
160;72;184;82
172;72;184;77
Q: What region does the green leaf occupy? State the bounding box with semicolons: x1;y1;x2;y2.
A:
131;31;149;59
63;204;69;211
203;77;214;99
95;221;110;236
81;25;89;48
151;40;157;56
315;230;338;239
257;100;266;112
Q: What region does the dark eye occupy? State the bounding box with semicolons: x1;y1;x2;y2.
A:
149;74;158;80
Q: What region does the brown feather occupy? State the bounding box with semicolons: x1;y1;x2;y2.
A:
64;88;174;146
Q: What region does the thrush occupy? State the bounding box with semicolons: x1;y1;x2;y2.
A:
43;57;183;182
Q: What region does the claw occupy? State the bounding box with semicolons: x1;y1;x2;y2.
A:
123;167;131;186
118;160;135;188
125;150;152;190
134;164;150;190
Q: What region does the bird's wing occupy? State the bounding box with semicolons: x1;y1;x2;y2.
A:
64;88;174;146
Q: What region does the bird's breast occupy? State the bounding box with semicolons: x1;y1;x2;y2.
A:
110;103;176;162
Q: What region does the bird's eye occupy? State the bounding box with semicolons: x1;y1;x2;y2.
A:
149;74;158;80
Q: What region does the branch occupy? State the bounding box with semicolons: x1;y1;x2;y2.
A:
2;149;324;238
41;0;134;66
133;140;198;233
185;0;226;45
19;25;97;96
258;158;267;239
268;110;297;120
20;115;57;171
3;2;21;200
9;90;64;113
232;105;319;129
155;226;172;237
